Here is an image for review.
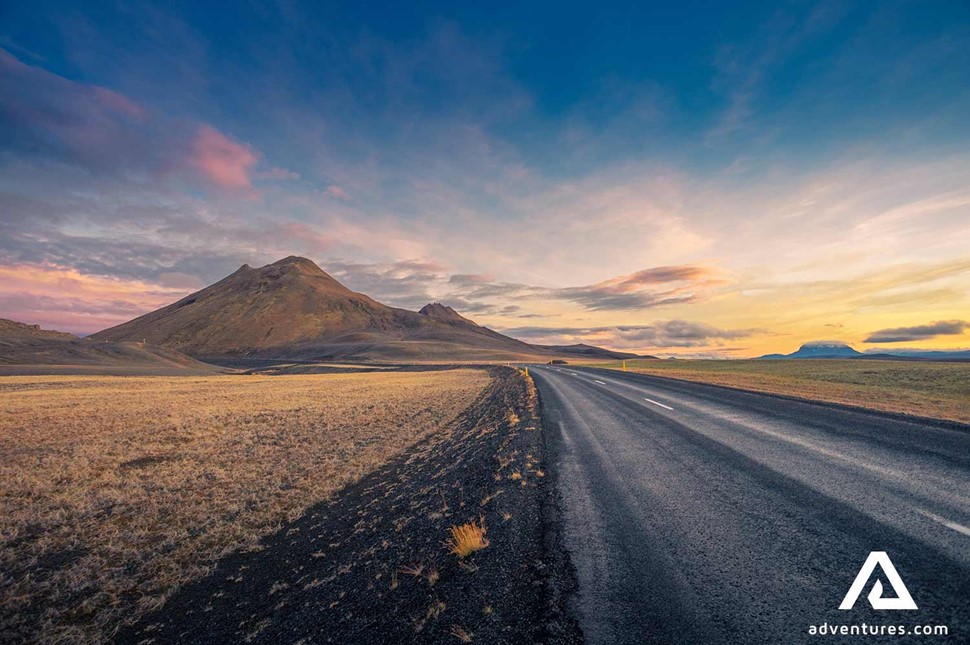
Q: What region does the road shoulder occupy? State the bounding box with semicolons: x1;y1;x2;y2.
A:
117;367;582;644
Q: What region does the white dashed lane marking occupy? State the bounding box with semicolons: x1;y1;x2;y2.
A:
644;397;674;411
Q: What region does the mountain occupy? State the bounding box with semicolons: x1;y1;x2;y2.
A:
0;318;222;375
757;341;863;359
757;340;969;361
418;302;475;324
535;343;652;360
90;256;609;362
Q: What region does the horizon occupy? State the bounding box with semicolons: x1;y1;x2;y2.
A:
2;2;969;357
5;254;968;360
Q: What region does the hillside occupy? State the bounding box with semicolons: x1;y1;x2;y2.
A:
90;257;585;362
0;319;77;340
536;343;651;360
0;319;223;375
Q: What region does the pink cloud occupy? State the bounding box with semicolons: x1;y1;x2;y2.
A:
1;49;149;162
187;125;259;190
278;221;334;254
2;51;287;195
0;263;192;335
91;86;146;120
325;185;350;200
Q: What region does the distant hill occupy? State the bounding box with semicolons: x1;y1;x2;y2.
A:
757;341;968;361
0;318;76;340
535;343;653;360
862;349;970;361
0;318;222;375
758;341;863;359
89;256;627;362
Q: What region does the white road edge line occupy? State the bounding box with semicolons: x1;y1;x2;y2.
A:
644;397;673;411
594;380;606;384
917;508;970;537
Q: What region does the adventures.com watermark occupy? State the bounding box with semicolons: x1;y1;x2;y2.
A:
807;551;951;638
807;623;948;637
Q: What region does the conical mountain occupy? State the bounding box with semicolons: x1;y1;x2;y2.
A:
91;257;543;361
418;302;476;325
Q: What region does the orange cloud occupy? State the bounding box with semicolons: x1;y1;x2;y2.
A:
595;265;720;294
0;263;190;335
188;125;259;189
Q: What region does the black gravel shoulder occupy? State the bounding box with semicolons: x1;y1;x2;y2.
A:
117;367;582;644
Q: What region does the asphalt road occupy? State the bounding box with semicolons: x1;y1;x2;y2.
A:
530;365;970;644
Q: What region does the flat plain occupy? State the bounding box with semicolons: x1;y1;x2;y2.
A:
591;358;970;423
0;370;489;644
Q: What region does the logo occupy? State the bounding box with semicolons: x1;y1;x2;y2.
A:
839;551;917;610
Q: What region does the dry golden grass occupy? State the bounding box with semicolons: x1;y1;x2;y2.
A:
594;359;970;423
450;624;474;642
446;516;489;559
0;370;488;644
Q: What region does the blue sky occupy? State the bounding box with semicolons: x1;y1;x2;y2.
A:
1;1;969;355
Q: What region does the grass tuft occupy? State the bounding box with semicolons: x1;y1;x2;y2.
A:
450;624;474;642
400;563;424;577
446;516;489;559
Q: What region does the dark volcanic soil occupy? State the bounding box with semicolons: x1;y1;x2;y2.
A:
117;367;582;644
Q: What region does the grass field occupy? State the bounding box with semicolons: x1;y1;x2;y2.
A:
592;359;970;424
0;370;488;644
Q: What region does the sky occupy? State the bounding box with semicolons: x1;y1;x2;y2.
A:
1;0;969;357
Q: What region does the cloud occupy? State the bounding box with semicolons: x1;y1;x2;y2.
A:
2;11;969;358
277;222;334;254
554;265;723;311
0;48;153;172
327;259;447;308
187;125;259;190
864;320;970;343
317;259;725;318
256;166;301;181
501;320;760;348
90;86;146;120
0;262;193;334
705;3;848;143
442;266;723;312
1;49;269;193
325;186;349;200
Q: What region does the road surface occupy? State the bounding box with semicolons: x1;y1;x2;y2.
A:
530;365;970;644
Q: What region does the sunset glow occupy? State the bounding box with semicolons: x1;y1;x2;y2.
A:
2;2;968;356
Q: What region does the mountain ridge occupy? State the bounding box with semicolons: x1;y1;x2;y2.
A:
90;256;625;362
